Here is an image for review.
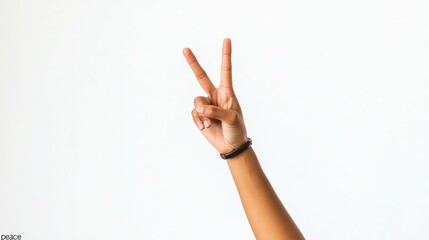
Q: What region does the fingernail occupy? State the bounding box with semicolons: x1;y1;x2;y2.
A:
196;107;203;113
204;120;210;128
197;121;204;130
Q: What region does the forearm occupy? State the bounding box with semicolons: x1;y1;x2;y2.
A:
227;147;305;240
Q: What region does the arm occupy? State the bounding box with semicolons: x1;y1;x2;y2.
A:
227;146;304;240
183;38;305;240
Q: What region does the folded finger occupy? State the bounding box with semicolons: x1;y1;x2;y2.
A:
191;109;204;130
194;96;212;128
195;105;238;125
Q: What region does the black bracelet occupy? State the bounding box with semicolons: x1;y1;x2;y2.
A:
220;138;252;160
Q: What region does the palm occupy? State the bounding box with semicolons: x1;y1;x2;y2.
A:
183;39;247;154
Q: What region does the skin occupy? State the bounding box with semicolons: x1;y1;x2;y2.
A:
183;38;305;240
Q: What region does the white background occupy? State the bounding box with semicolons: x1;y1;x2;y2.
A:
1;0;428;239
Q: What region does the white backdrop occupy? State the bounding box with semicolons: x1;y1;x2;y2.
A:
1;0;428;239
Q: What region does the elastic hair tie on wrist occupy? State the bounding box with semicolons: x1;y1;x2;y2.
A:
220;138;252;160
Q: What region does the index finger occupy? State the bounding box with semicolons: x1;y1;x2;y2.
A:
182;47;216;95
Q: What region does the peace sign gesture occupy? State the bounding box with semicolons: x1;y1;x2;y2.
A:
183;38;248;155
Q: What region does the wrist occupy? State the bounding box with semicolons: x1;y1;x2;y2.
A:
220;138;252;160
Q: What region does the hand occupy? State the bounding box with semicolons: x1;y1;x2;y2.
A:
183;38;248;155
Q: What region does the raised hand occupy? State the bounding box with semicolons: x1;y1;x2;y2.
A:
183;38;248;155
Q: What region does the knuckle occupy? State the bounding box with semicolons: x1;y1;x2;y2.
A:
193;96;205;106
196;71;207;80
191;109;199;120
230;111;239;123
205;106;215;116
221;66;232;71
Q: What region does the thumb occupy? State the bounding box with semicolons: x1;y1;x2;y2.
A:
195;105;239;125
